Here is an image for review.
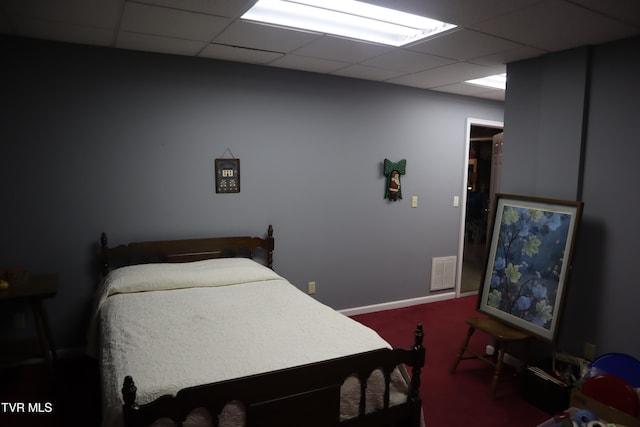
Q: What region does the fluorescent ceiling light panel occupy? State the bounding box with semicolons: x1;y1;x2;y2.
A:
466;73;507;90
241;0;457;47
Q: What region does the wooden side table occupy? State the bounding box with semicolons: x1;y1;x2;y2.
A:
0;273;58;366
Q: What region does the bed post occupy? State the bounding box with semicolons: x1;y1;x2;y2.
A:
267;224;274;269
122;376;138;427
101;232;110;277
409;323;425;402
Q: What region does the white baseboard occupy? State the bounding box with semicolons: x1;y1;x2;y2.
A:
339;291;456;317
459;290;479;298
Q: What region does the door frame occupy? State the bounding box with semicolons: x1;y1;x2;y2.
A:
456;117;504;298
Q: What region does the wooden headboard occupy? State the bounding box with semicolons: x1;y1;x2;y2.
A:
100;225;274;276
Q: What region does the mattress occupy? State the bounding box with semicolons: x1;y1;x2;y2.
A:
89;258;409;427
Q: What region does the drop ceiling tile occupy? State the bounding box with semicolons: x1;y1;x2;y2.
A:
481;91;506;101
292;36;392;64
571;0;640;27
131;0;256;17
359;0;394;7
213;20;320;54
431;83;486;95
120;2;231;42
433;83;505;102
466;62;506;75
331;64;407;81
387;62;498;89
2;0;637;101
270;54;350;74
1;0;122;29
361;49;456;73
468;45;546;68
369;0;541;27
409;28;530;61
471;0;640;51
199;43;283;64
448;87;504;101
116;32;207;56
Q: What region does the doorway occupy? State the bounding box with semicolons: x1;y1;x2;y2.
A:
457;118;503;296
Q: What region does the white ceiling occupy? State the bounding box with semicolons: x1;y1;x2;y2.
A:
1;0;639;101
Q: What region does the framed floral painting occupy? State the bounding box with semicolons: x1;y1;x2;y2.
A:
477;194;583;342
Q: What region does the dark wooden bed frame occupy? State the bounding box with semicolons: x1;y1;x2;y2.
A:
100;224;274;276
100;225;425;427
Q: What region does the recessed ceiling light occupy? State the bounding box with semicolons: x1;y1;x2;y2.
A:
241;0;457;47
465;73;507;90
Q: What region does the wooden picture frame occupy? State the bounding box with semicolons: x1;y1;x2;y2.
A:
478;194;583;341
215;158;240;193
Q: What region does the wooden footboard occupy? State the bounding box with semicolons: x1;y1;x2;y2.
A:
121;324;425;427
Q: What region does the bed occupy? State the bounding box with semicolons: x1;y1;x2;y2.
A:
89;225;425;427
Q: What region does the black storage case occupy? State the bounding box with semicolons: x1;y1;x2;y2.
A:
520;365;572;415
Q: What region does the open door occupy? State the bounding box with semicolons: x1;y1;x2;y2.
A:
487;132;503;239
457;119;503;296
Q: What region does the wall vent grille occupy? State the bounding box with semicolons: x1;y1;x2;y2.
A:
431;256;456;291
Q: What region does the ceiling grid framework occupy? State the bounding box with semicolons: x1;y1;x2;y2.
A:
1;0;639;101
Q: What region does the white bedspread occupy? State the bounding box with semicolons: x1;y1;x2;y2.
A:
92;258;409;427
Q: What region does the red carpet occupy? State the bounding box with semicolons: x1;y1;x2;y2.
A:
351;295;551;427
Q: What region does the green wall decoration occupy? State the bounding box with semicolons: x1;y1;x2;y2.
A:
384;159;406;201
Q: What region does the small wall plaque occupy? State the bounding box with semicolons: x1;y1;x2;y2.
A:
215;158;240;193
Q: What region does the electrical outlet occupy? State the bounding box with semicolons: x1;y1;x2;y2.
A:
583;342;596;361
308;281;316;295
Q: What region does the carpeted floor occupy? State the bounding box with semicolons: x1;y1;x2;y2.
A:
351;295;552;427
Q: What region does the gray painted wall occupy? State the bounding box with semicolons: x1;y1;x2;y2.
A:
1;36;503;349
502;37;640;359
503;47;588;200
